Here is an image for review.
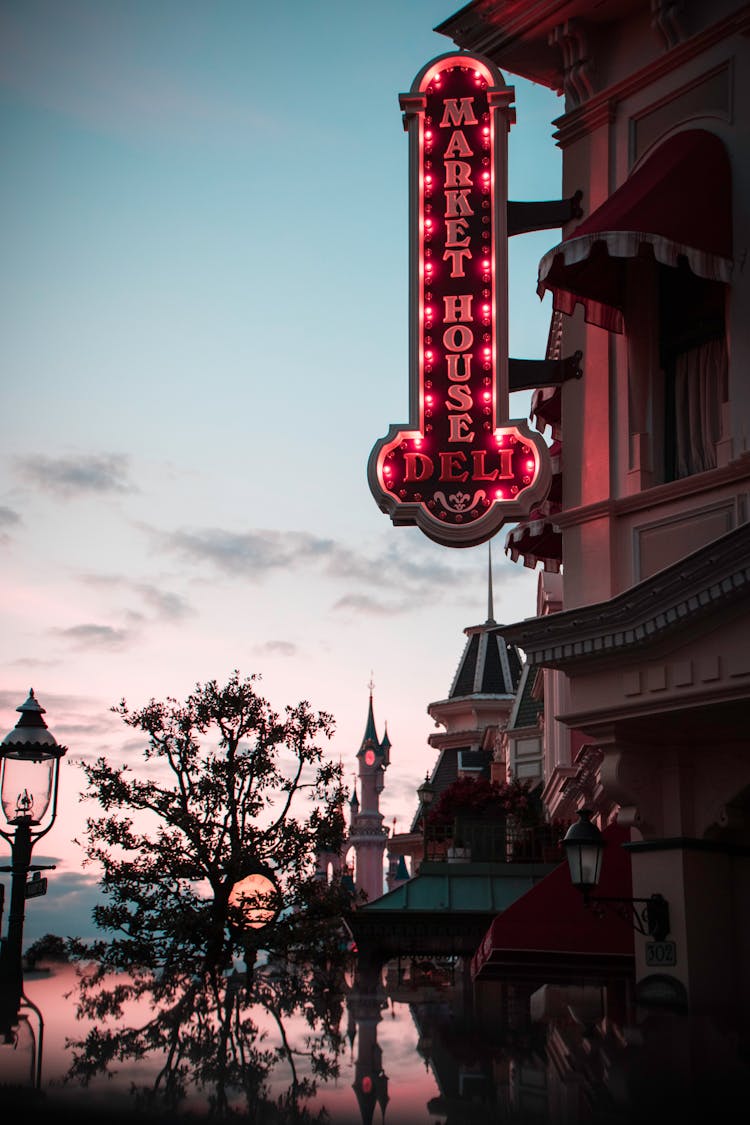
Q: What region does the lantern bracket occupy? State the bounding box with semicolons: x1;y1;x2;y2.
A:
584;891;671;942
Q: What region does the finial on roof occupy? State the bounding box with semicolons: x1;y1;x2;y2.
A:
487;541;496;624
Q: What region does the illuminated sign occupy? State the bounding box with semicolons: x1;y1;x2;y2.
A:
368;53;551;548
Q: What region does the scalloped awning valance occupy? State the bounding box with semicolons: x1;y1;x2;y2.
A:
537;129;733;333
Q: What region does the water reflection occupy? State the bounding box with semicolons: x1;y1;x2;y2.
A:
0;990;44;1092
4;957;749;1122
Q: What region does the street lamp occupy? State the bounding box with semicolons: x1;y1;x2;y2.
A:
417;774;435;867
562;808;670;942
0;690;67;1039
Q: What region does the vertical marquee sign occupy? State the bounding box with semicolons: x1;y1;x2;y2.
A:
368;53;551;547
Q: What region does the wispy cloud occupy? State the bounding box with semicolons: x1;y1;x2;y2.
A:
16;453;133;497
153;526;459;588
17;867;104;944
0;505;21;542
136;583;192;620
332;594;403;617
0;688;98;712
53;715;120;738
149;522;519;618
253;640;298;658
81;573;193;622
9;656;59;670
53;623;130;649
156;527;337;577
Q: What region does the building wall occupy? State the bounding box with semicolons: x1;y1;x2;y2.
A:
439;0;750;1017
557;14;750;609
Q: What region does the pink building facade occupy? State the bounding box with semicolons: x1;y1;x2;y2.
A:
438;0;750;1018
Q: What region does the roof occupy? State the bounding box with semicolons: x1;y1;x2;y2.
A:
435;0;644;91
449;626;523;698
356;861;558;915
410;748;459;833
358;691;390;760
359;692;379;749
507;663;543;730
501;519;750;669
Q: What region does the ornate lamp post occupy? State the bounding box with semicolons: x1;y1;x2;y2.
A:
562;808;670;941
417;774;435;868
0;690;67;1037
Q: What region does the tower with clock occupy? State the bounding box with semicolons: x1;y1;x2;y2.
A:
348;684;391;903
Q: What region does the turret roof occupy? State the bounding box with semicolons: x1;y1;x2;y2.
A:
447;546;523;699
360;691;379;749
358;690;390;759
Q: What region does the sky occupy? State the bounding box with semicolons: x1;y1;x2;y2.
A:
0;0;563;942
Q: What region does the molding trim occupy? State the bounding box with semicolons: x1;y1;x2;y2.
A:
553;6;750;147
554;455;750;530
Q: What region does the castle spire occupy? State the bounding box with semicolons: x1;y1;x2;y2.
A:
361;674;379;748
486;541;495;624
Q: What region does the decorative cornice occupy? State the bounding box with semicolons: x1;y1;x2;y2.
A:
553;5;750;147
553;97;616;148
500;520;750;668
554;454;750;530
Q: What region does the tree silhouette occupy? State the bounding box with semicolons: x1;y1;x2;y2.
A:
74;671;348;978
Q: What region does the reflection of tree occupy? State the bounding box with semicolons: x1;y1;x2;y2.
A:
66;960;347;1122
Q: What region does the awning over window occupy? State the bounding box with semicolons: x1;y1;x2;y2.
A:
472;823;634;981
530;385;561;439
537;129;733;333
505;442;562;572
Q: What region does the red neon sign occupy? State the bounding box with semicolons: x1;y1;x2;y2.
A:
368;53;551;547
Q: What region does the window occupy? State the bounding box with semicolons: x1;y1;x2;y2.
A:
626;258;727;485
660;264;727;480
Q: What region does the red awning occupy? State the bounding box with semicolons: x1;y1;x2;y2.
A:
530;385;561;439
505;441;562;572
537;129;733;333
472;823;634;981
505;514;562;572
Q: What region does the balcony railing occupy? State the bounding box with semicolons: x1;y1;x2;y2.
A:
425;816;562;864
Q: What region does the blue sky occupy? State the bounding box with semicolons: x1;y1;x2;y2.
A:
0;0;562;942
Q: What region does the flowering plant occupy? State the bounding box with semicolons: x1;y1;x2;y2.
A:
427;776;540;829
